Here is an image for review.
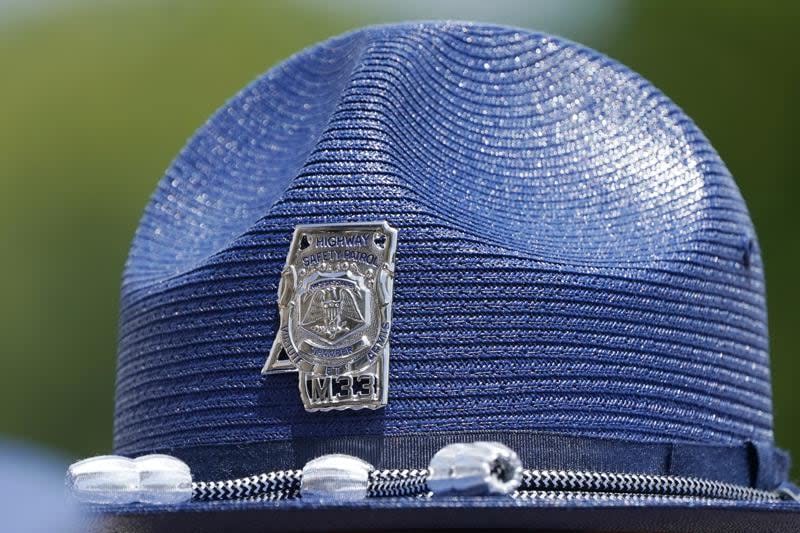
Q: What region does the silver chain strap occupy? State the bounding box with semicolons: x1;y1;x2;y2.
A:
519;470;781;502
192;470;302;501
368;468;430;497
191;467;783;502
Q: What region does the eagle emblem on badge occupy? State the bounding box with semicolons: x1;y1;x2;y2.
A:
262;221;398;411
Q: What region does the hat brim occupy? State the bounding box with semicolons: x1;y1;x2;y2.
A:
83;495;800;532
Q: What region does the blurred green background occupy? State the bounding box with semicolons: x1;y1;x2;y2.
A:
1;0;798;476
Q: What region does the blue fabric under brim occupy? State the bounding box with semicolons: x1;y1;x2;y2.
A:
83;495;800;532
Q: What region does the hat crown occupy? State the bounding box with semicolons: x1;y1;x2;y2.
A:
114;23;772;476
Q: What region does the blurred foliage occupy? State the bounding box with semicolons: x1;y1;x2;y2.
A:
0;0;798;476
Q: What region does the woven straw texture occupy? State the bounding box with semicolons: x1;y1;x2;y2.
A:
114;22;771;465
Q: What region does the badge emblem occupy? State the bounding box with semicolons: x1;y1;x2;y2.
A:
262;222;398;411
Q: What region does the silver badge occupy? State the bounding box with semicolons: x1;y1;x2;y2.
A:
262;221;397;411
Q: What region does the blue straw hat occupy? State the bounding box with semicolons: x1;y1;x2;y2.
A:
79;21;799;532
